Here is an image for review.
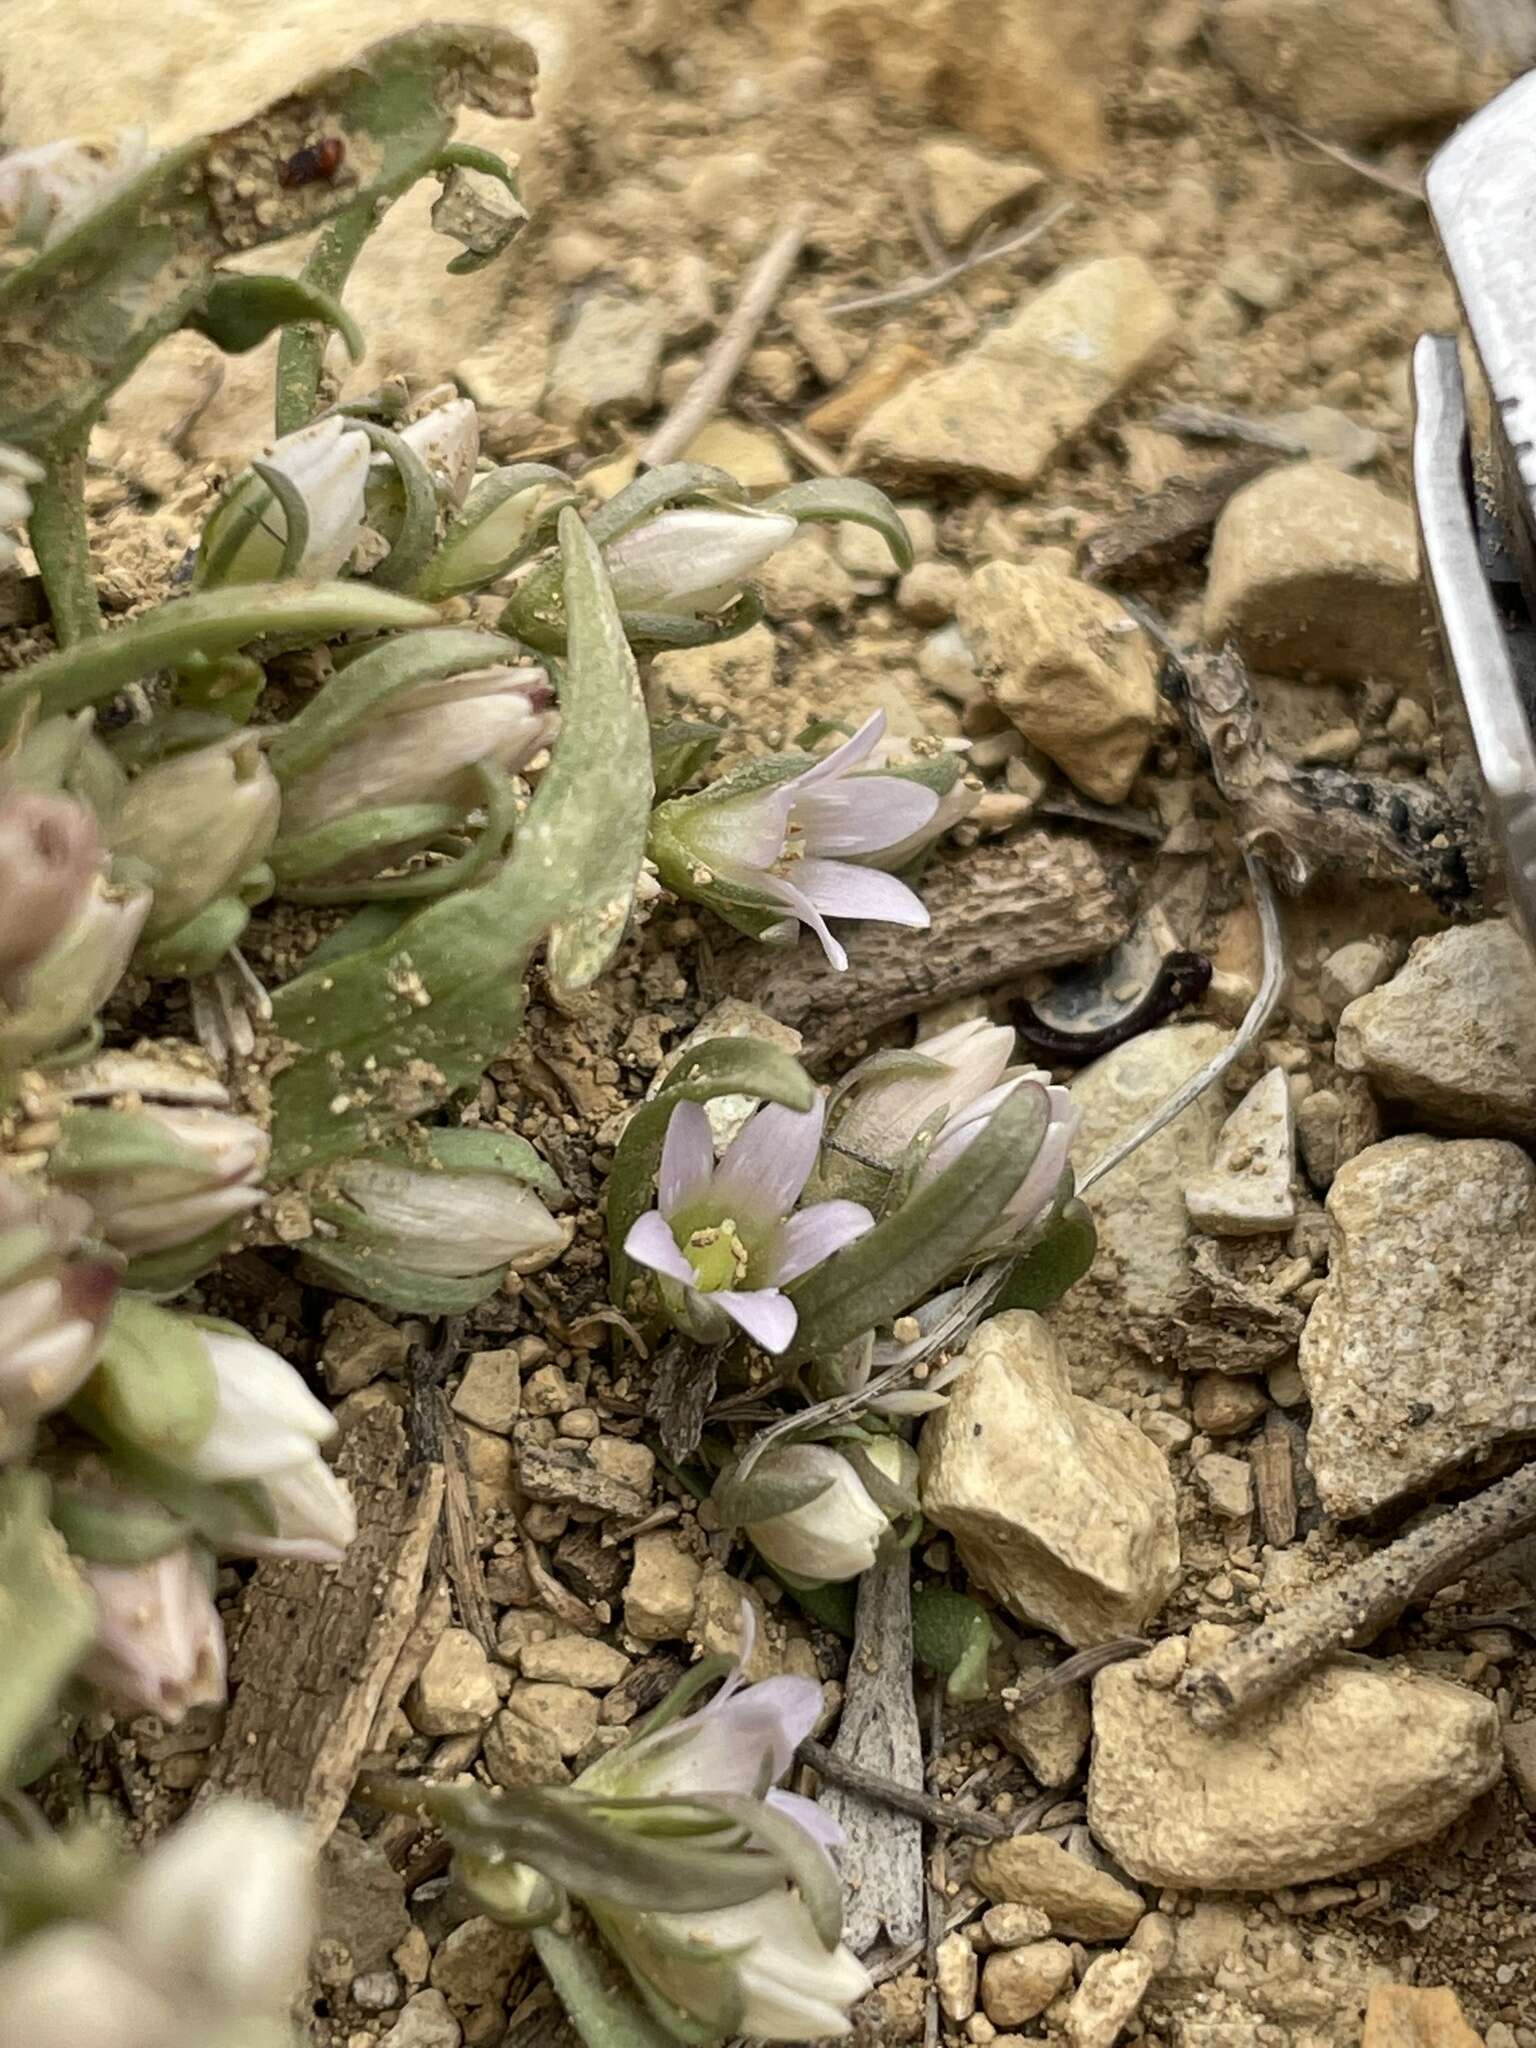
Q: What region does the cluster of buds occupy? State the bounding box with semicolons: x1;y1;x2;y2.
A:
0;1179;116;1460
386;1609;869;2043
0;1800;312;2048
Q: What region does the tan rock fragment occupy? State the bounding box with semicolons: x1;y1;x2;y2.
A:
1362;1984;1487;2048
918;1312;1181;1646
971;1834;1144;1940
980;1941;1075;2026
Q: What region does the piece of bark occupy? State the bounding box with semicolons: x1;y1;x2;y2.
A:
652;1337;719;1464
438;1397;496;1655
1250;1412;1300;1549
1079;457;1275;581
199;1405;443;1836
703;835;1134;1063
515;1440;648;1518
818;1555;926;1953
1180;1457;1536;1730
1170;645;1477;905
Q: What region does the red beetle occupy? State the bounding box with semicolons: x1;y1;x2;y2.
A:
278;137;345;190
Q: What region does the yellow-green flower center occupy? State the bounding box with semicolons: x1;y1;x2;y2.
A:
681;1216;751;1294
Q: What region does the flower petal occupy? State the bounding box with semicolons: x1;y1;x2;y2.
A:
765;1200;875;1286
795;858;932;928
714;1287;798;1354
714;1099;825;1220
784;710;887;795
767;1788;846;1860
750;872;848;971
623;1209;696;1288
657;1100;716;1219
790;775;939;858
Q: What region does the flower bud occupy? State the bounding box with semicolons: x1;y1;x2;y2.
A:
417;463;566;599
195;415;370;586
303;1135;567;1312
77;1544;226;1723
397;397;480;507
276;665;555;841
834;1020;1016;1166
0;1179;116;1442
0;441;43;571
602;506;797;615
0;1925;178;2048
0;876;150;1064
111;736;279;942
0;128;157;254
48;1102;268;1283
0;789;103;1003
731;1441;906;1584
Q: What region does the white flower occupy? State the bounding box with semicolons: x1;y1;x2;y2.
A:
920;1070;1080;1252
397;397;480;507
739;1443;891;1583
602;506;797;615
200;416;370;585
114;1802;312;2014
276;666;555;839
835;1018;1016;1163
111;736;280;941
625;1097;873;1354
0;1180;116;1438
0;877;151;1064
326;1157;566;1277
0;788;102;1004
0;130;158;254
56;1105;268;1259
77;1546;226;1723
181;1329;355;1565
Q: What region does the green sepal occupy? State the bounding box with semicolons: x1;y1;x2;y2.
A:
0;1472;96;1788
269;803;464;885
992;1194;1097;1310
133;892;252;978
650;718;724;801
911;1586;998;1702
297;1239;505;1313
355;419;442;592
268;626;518;780
606;1037;816;1308
389;1125;563;1198
616;591;763;654
588;465;749;548
785;1082;1049;1364
123;1219;252;1299
73;1296;216;1465
183;274;364;363
49;1105;207;1185
0;583;437;728
48;1486;189;1567
104;1453;279;1553
412;463;571;601
530;1924;684;2048
760;478;913;571
646;751;808;920
711;1459;836;1530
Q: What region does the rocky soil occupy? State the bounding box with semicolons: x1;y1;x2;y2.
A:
8;0;1536;2043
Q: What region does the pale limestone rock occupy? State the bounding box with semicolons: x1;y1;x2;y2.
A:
544;294;665;425
690;1567;776;1680
428;1917;527;2008
980;1903;1052;1948
317;1830;410;1979
404;1628;499;1737
624;1530;703;1642
755;530;859;618
1204;463;1423;686
897;559;965;625
1184;1067;1297;1237
504;1680;599;1755
1190;1373;1267;1438
380;1991;461;2048
1211;0;1496;138
956;555;1157;803
1067;1952;1155;2048
935;1931;979;2022
918;136;1044;245
652;624;778;726
1362;1985;1488;2048
1194;1451;1252;1522
1000;1638;1091;1786
1505;1720;1536;1811
1089;1657;1502;1889
460;1424;517;1513
853;258;1178;492
451;1349;521;1435
980;1941;1075;2026
483;1707;570;1788
321;1300;407;1396
972;1834;1144;1939
1295;1079;1382;1192
519;1634;630;1689
918;1312;1180;1646
1298;1136;1536;1517
681;417;792;490
1069;1023;1233;1333
1334;922;1536;1142
1319;938;1395;1023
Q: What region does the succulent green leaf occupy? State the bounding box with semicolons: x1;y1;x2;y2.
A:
606;1038;816;1307
530;1926;682;2048
269;803;465;885
713;1460;835;1529
524;508;652;993
587;465;748;549
993;1195;1097;1312
760;478;913;571
182;274;364;362
74;1296;217;1465
356;420;442;592
0;583;436;728
0;1473;96;1786
785;1082;1048;1364
298;1240;506;1314
132;893;253;979
911;1586;998;1701
650;718;724;801
413;463;571;600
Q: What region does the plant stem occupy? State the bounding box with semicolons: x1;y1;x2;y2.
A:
28;430;101;645
275;197;380;434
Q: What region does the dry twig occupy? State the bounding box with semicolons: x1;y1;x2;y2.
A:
641;205;813;467
825;200;1073;317
1180;1459;1536;1729
798;1737;1010;1842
